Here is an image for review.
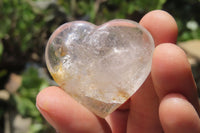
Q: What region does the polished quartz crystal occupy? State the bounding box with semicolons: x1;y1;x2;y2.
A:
45;19;154;118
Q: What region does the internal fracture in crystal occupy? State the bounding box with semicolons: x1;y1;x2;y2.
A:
45;19;154;118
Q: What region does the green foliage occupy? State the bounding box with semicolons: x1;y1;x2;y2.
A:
179;29;200;41
103;0;166;20
14;95;40;118
13;67;49;132
164;0;200;41
1;0;37;52
57;0;96;21
0;41;3;60
132;0;166;11
57;0;167;23
0;69;7;78
29;123;44;133
1;0;200;132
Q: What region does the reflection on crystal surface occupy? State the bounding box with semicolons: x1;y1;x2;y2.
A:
45;19;154;118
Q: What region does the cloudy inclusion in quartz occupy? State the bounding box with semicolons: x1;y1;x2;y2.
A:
45;19;154;117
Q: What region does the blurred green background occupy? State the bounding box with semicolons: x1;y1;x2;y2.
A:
1;0;200;132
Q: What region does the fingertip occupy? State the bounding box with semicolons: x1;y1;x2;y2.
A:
36;86;66;131
140;10;178;46
152;43;189;78
36;86;61;110
152;43;200;115
159;93;200;133
36;86;111;133
152;43;192;98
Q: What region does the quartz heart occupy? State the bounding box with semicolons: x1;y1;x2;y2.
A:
45;19;154;118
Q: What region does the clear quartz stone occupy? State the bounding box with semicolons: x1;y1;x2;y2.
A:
45;19;154;118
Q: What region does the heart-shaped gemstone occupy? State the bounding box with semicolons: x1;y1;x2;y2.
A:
45;19;154;118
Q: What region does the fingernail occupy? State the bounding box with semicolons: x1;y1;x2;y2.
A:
36;104;59;132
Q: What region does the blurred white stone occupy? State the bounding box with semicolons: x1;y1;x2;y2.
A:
179;40;200;65
46;19;154;117
0;90;10;101
5;73;22;94
13;115;32;133
4;112;32;133
186;20;198;31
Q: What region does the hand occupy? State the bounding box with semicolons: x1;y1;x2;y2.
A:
36;10;200;133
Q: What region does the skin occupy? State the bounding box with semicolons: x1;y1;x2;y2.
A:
36;10;200;133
